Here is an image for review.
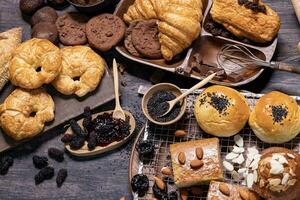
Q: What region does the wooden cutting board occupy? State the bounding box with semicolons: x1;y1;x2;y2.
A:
0;68;115;152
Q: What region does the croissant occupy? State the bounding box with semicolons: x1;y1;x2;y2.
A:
124;0;204;61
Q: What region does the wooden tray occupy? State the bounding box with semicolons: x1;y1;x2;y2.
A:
0;65;115;152
129;90;300;199
114;0;278;87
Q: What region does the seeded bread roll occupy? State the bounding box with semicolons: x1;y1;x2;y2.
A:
249;91;300;144
194;85;250;137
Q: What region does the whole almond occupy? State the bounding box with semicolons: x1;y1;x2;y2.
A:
190;160;204;169
154;176;165;190
239;188;249;200
180;189;188;200
196;147;203;160
174;130;187;137
219;183;230;196
161;167;172;175
178;152;186;165
211;196;219;200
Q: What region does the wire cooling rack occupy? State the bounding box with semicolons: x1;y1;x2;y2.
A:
129;90;300;200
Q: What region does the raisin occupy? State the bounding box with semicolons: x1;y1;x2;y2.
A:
70;119;87;138
168;191;178;200
32;156;48;169
83;106;93;132
35;166;54;185
61;133;74;143
137;141;155;161
69;135;85;150
87;131;97;151
48;148;64;162
131;174;149;197
0;156;13;175
56;168;67;187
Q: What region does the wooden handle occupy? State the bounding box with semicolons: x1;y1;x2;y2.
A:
174;73;216;102
291;0;300;23
113;59;122;109
298;42;300;54
273;62;300;74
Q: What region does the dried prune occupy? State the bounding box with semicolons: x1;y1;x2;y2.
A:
61;133;73;143
83;107;93;132
0;156;13;175
168;191;178;200
87;131;97;150
70;119;87;138
32;156;48;169
137;140;155;161
69;135;85;150
48;148;64;162
35;166;54;185
131;174;149;197
153;182;168;199
56;168;67;187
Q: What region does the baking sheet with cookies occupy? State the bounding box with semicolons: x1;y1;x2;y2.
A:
115;0;278;87
129;90;300;199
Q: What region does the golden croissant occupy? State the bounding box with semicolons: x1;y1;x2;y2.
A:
124;0;204;61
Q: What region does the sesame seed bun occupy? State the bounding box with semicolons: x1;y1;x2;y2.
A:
249;91;300;144
194;85;250;137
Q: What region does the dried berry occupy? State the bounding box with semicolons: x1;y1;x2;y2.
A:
70;119;87;138
48;148;64;162
32;156;48;169
137;140;155;161
153;181;168;199
87;131;97;150
0;156;13;175
56;168;67;187
168;191;178;200
83;106;93;132
35;166;54;185
131;174;149;197
69;135;85;150
61;133;74;143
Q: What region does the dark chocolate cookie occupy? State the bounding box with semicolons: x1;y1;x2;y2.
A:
124;21;141;57
32;22;58;44
19;0;44;15
86;14;126;52
131;20;162;59
55;12;88;46
31;6;58;26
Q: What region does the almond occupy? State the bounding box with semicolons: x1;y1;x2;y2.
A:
178;152;186;165
196;147;203;160
174;130;187;137
211;196;219;200
191;186;202;196
239;188;249;200
154;176;165;190
161;167;172;175
219;183;230;196
180;189;188;200
190;160;204;169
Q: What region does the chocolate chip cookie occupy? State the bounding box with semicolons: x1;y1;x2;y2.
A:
86;14;126;52
56;12;88;46
124;21;141;57
131;20;162;59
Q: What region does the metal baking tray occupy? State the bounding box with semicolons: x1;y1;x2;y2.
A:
0;65;115;152
115;0;278;87
129;90;300;199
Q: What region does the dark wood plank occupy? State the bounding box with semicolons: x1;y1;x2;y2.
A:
0;0;299;199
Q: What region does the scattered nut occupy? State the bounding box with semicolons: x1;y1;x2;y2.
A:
178;152;186;165
180;189;188;200
190;160;204;169
239;188;249;200
174;130;187;137
196;147;203;160
191;186;202;196
268;178;281;186
161;166;172;175
219;183;230;196
211;196;219;200
154;176;165;190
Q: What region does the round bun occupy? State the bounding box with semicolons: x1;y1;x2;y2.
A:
194;85;250;137
30;6;58;26
249;91;300;144
52;46;105;97
9;38;62;89
0;88;55;141
252;147;300;200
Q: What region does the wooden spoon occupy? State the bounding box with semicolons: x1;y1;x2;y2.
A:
159;73;216;117
112;59;126;120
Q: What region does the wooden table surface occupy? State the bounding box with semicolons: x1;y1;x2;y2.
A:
0;0;300;199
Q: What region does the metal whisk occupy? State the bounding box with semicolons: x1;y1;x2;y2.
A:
217;44;300;74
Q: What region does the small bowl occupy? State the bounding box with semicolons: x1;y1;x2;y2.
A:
67;0;118;13
142;83;187;126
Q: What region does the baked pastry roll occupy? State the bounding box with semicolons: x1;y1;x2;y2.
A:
210;0;280;43
124;0;204;60
207;181;259;200
0;27;22;91
170;138;224;188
